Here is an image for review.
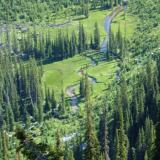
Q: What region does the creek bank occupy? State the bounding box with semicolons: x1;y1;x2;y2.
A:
100;6;124;53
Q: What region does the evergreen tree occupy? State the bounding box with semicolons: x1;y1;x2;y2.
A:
78;23;83;53
55;130;64;160
84;74;91;99
80;76;85;98
144;151;148;160
98;104;110;160
51;90;57;111
115;130;120;160
144;117;155;159
15;127;63;159
136;127;145;160
84;5;89;18
153;114;160;160
64;145;75;160
94;22;100;49
85;74;100;160
1;127;8;160
59;90;65;114
78;23;86;53
114;100;128;160
119;75;130;132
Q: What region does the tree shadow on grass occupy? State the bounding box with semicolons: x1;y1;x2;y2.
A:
112;20;118;23
73;17;87;21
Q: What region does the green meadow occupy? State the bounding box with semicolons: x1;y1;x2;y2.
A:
42;55;91;96
42;7;137;100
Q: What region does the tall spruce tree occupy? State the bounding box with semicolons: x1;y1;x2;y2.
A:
80;76;85;98
94;22;100;49
1;125;8;160
85;75;100;160
114;93;128;160
98;104;110;160
153;113;160;160
55;130;64;160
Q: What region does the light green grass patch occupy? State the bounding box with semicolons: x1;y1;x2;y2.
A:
87;60;117;94
80;9;111;39
42;55;90;96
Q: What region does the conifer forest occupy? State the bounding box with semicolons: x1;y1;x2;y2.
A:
0;0;160;159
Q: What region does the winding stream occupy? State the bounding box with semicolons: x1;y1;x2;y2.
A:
66;56;97;111
66;84;79;111
100;6;124;53
66;6;124;111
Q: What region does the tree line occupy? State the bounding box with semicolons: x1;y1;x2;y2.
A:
0;0;123;22
1;22;101;63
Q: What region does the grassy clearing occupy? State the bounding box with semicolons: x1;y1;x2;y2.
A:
41;7;138;100
42;55;91;97
42;50;118;99
87;60;117;94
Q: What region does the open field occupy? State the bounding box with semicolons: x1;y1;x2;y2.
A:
42;55;91;97
87;60;117;94
42;51;118;99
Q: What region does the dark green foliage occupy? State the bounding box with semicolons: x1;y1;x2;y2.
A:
98;105;110;160
85;75;100;160
114;101;128;160
1;25;98;64
0;52;43;129
153;114;160;160
44;88;57;115
80;76;85;98
0;0;76;22
0;0;122;22
55;130;64;160
108;27;126;59
94;22;100;49
78;23;87;53
15;128;64;160
59;90;65;114
145;59;159;122
0;0;160;159
1;129;8;160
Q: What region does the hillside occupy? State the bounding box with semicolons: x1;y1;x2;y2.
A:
0;0;160;160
